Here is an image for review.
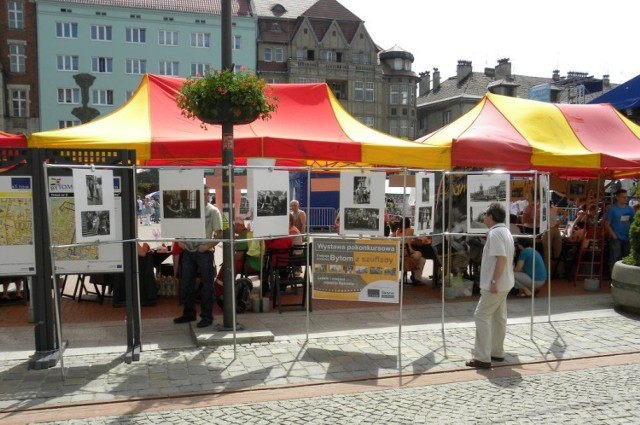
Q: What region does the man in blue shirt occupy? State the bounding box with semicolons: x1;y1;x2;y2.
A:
514;238;547;297
604;189;635;274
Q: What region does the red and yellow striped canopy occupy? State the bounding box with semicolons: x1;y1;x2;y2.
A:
30;74;441;168
415;93;640;177
0;131;27;147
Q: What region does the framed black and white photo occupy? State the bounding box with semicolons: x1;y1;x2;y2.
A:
416;206;433;231
414;172;435;234
73;169;115;243
339;172;385;236
343;207;381;232
159;169;206;239
250;168;289;238
539;173;550;232
466;174;510;234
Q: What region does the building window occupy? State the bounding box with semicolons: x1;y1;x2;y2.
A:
91;25;113;41
389;119;398;136
354;81;364;102
159;61;179;76
191;32;210;48
8;1;24;29
361;54;370;64
9;43;26;73
365;82;374;102
57;55;79;71
324;50;333;62
56;22;78;38
275;48;284;63
158;30;178;46
126;59;146;74
443;110;452;125
9;87;28;117
58;120;80;128
125;90;135;100
92;89;114;105
233;35;241;50
191;63;210;77
352;53;360;64
364;116;374;127
57;88;80;104
125;27;146;43
91;57;113;73
393;58;403;70
400;119;409;137
264;47;272;62
400;85;409;105
390;85;399;104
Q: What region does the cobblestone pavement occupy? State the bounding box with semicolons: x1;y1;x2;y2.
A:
1;310;640;423
39;362;640;424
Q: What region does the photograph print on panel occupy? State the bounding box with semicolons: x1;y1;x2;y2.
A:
466;174;510;234
340;171;386;236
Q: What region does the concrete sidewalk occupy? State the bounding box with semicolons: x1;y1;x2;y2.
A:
0;292;638;417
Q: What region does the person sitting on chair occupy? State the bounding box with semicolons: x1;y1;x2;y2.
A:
1;277;24;301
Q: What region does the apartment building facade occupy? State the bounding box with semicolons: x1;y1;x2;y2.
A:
36;0;256;131
0;0;40;134
416;58;613;138
254;0;419;139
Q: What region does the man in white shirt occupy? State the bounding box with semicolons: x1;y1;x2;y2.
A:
466;202;515;369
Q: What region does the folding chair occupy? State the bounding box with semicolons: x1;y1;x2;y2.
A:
270;244;312;313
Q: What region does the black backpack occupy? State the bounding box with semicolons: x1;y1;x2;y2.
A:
217;277;253;314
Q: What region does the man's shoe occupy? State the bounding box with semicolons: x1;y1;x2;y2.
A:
173;315;196;324
491;356;505;362
465;359;492;369
196;319;212;328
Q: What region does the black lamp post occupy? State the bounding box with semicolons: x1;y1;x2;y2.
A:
220;0;236;330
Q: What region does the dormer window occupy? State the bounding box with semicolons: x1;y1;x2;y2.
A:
271;4;286;16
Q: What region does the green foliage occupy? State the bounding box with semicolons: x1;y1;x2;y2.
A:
176;68;278;127
623;210;640;266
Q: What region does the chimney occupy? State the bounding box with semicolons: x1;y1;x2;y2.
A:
418;71;430;96
456;60;472;82
484;67;495;78
552;69;560;81
495;58;512;80
603;74;610;88
432;67;440;89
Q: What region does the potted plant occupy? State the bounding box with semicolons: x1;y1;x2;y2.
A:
177;68;278;127
611;203;640;313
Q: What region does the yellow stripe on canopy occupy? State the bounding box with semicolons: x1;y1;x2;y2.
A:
488;93;600;170
30;76;153;161
328;87;449;169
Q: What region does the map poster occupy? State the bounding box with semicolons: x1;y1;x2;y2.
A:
49;175;123;273
73;169;116;243
312;237;400;303
339;171;386;237
0;176;36;276
466;174;510;234
159;169;206;239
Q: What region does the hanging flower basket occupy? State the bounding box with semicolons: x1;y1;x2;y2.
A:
177;68;278;127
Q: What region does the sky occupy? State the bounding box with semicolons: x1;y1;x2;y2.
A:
336;0;638;85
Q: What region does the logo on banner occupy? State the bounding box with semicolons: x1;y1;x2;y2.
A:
11;177;31;190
